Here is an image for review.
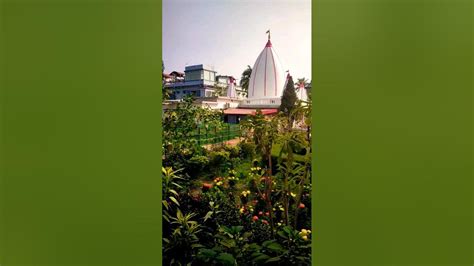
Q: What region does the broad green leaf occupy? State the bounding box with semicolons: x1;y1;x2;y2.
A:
198;248;217;258
253;253;271;263
262;240;276;247
219;239;236;249
191;243;205;249
277;231;287;239
216;253;236;266
265;256;281;263
266;242;283;253
283;226;292;234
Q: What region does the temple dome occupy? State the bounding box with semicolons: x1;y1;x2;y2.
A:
248;39;286;100
296;82;308;102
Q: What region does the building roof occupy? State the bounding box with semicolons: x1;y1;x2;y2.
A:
248;36;285;99
185;64;216;72
223;108;278;115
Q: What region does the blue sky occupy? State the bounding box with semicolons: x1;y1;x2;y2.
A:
163;0;311;82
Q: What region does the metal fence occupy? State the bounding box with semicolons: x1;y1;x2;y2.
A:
193;123;240;145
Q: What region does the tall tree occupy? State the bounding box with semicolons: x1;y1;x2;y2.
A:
239;65;252;97
279;75;297;115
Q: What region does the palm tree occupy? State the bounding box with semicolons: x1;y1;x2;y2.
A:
239;65;252;97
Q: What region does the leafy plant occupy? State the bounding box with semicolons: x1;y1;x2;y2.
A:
238;141;256;159
163;209;204;265
162;167;185;218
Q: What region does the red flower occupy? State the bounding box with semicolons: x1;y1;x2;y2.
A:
258;211;263;216
298;203;305;209
262;220;269;225
252;216;259;221
265;212;270;216
202;183;213;190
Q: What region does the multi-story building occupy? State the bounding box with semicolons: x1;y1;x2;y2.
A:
165;64;217;99
164;65;244;99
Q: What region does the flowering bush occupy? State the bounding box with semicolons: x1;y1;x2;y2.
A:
163;101;312;265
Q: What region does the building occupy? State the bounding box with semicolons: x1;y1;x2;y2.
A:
296;81;308;102
163;64;216;99
163;31;308;123
239;34;286;109
169;71;185;83
223;32;285;122
164;65;244;100
216;75;245;98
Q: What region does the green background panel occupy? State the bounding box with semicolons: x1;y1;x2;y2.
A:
0;0;472;265
1;1;162;265
313;0;472;265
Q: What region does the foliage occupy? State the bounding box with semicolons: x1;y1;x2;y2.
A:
162;167;185;217
162;84;312;265
239;65;252;97
223;144;240;158
187;155;210;175
163;209;204;265
162;95;224;171
238;141;256;159
201;187;241;227
279;75;297;116
208;150;231;172
213;81;228;97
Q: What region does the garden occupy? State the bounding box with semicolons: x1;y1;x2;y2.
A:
162;96;312;265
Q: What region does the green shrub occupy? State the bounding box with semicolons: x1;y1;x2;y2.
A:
208;150;231;171
200;189;240;228
187;155;210;175
238;142;256;159
224;145;240;158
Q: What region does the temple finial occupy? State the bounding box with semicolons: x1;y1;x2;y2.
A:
266;29;271;40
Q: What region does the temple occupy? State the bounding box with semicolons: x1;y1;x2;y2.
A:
163;32;308;123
